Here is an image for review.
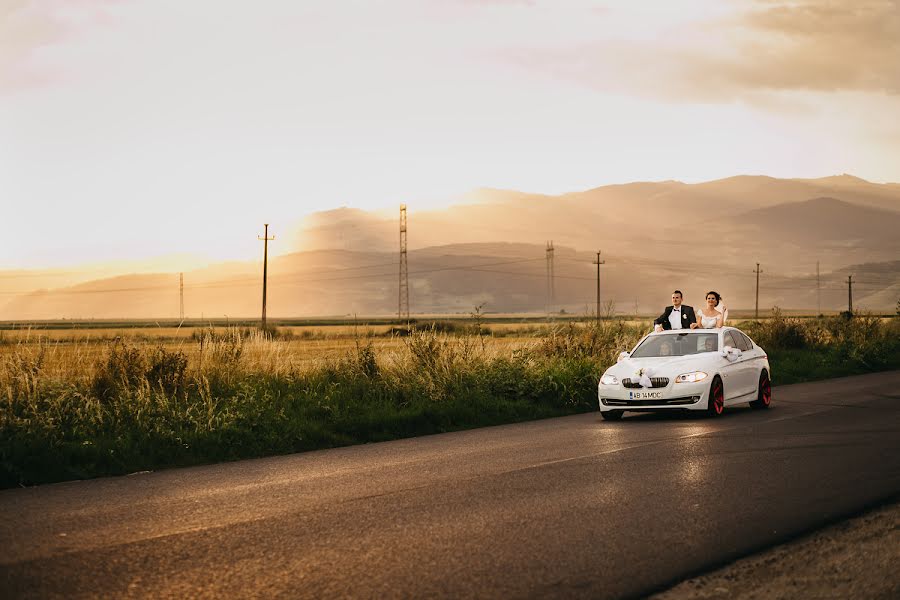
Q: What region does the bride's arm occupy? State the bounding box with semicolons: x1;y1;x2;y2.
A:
693;311;702;328
715;313;724;328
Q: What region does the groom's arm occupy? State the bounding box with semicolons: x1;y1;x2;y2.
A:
653;307;670;326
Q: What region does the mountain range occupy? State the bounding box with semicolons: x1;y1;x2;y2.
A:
3;175;899;319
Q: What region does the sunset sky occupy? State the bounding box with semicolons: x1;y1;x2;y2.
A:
2;0;898;268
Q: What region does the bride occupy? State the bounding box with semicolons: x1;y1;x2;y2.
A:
696;291;727;329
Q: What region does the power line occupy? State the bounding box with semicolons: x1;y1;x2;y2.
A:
3;247;897;322
3;266;892;298
4;267;893;297
449;267;594;281
0;257;551;297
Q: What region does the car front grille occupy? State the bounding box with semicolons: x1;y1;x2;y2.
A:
622;377;670;389
601;395;701;407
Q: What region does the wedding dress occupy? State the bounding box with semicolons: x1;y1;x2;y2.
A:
699;313;719;328
716;306;729;324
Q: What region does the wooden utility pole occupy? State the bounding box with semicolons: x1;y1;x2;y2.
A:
847;274;853;314
179;272;184;321
816;261;820;316
545;241;555;315
258;224;275;329
753;263;763;319
399;205;409;322
592;250;605;321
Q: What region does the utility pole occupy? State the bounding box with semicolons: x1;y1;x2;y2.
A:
753;262;763;319
847;274;853;314
258;224;274;329
592;250;605;321
399;204;409;323
179;272;184;321
545;241;555;314
816;261;821;316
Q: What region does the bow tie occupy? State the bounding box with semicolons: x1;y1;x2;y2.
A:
673;308;680;311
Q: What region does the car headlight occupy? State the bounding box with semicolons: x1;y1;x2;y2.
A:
675;371;708;383
600;374;619;385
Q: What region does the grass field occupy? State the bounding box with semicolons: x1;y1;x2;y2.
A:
2;313;898;488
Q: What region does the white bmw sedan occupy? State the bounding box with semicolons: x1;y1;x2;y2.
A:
597;327;772;420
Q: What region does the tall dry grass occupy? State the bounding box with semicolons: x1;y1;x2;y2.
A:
3;314;897;487
0;321;648;487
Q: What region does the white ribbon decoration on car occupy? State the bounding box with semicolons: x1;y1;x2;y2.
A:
720;346;742;362
625;360;656;387
638;367;656;388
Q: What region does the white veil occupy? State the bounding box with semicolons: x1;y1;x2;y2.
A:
716;301;729;324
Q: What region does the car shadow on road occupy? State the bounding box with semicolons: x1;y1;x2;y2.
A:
601;405;763;424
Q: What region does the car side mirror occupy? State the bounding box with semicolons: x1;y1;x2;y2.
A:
617;351;630;362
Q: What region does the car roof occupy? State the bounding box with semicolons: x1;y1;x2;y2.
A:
650;326;746;334
650;329;722;336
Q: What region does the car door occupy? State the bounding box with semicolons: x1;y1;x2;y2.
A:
722;330;755;399
735;331;762;391
720;330;741;400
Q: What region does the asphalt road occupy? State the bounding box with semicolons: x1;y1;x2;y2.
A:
2;371;899;599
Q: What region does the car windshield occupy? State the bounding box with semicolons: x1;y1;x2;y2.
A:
631;332;718;358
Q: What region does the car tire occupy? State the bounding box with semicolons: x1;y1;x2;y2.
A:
601;410;624;421
750;370;772;409
706;376;725;417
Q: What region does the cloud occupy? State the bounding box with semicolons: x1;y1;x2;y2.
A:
456;0;536;6
497;0;900;103
712;0;900;95
0;0;121;93
0;1;66;92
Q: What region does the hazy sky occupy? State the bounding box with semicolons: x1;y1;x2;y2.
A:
2;0;898;268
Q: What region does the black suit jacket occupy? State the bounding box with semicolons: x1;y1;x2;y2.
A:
654;305;696;330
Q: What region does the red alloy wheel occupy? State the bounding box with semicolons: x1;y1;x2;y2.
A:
709;378;725;416
752;371;772;409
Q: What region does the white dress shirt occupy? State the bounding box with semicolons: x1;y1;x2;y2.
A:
669;306;683;330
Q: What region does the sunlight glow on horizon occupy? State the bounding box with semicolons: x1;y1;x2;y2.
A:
2;0;898;270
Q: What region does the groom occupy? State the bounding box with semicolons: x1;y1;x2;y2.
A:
654;290;697;331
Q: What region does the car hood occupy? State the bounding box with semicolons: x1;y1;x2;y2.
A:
604;354;722;378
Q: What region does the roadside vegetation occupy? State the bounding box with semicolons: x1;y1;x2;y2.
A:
740;310;900;384
2;313;898;487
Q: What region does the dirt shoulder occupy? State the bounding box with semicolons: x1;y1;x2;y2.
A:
651;498;900;600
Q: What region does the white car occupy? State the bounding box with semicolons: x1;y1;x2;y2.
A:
597;327;772;420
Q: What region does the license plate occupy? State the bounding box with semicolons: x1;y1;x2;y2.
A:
630;391;663;400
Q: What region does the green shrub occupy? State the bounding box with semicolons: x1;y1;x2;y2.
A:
2;342;47;402
743;308;807;350
349;339;379;379
91;339;147;401
532;320;644;362
147;347;188;396
750;312;900;383
189;325;292;342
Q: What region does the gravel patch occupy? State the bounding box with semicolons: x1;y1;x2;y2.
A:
651;499;900;600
